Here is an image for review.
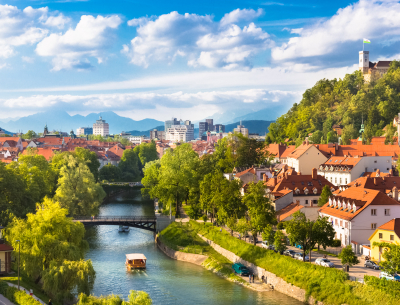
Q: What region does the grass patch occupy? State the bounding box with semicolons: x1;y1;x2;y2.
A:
312;249;339;257
159;222;245;284
0;272;58;305
0;280;42;305
188;220;400;305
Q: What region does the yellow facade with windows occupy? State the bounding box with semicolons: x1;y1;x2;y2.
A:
368;218;400;262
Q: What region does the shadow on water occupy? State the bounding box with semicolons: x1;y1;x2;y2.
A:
85;190;302;305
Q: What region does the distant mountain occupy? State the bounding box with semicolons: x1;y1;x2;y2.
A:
225;120;274;135
229;104;292;124
0;128;15;136
0;111;163;135
126;125;164;137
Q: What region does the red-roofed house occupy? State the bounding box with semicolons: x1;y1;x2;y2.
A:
0;226;13;274
319;187;400;251
286;142;327;174
368;218;400;262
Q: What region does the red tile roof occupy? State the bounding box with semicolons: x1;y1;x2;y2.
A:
319;188;400;221
276;202;304;221
347;176;400;193
377;218;400;238
286;144;313;160
0;244;13;251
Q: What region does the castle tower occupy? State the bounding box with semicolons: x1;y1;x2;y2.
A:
359;51;369;74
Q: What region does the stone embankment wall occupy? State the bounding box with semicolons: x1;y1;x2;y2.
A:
155;236;207;266
198;234;324;305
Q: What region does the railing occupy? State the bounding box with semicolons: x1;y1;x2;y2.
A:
74;216;157;221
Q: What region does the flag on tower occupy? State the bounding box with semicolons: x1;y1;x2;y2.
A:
363;38;371;43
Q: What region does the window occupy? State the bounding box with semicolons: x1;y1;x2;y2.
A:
313;200;318;204
385;209;390;216
305;200;309;205
345;222;348;229
390;235;395;241
340;178;342;184
345;179;348;184
374;160;377;163
340;220;343;227
335;177;337;183
371;223;377;230
371;209;377;216
335;219;338;225
379;233;383;239
387;168;390;171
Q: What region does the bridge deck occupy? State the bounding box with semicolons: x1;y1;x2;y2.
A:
73;216;157;232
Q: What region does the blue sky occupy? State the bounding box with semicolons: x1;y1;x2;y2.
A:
0;0;399;122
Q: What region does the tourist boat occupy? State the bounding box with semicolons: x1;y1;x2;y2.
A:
118;225;130;232
125;253;147;270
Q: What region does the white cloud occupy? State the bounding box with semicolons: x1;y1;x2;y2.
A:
36;15;122;71
290;28;303;34
0;89;300;121
22;56;34;63
123;9;272;69
272;0;400;61
44;14;70;29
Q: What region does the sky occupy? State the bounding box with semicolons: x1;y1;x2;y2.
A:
1;0;400;122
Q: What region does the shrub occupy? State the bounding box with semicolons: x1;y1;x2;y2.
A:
277;222;285;230
331;239;342;247
0;282;42;305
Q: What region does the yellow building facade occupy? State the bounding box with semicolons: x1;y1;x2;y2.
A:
368;218;400;262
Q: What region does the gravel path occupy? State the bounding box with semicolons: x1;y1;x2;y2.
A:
0;295;14;305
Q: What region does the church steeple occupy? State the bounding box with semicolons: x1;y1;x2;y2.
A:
44;124;49;136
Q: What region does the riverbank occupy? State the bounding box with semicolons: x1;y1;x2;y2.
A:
187;221;400;305
157;222;270;292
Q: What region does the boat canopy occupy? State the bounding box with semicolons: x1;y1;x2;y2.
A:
126;253;147;260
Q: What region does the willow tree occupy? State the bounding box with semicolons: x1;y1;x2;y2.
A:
55;154;105;216
78;290;152;305
6;198;95;302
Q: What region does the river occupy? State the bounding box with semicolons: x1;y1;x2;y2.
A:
84;190;302;305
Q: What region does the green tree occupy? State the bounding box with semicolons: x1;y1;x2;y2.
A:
318;185;333;207
262;224;275;245
133;141;158;170
6;198;94;302
55;154;106;216
341;124;357;145
119;149;140;181
326;131;338;144
385;123;397;145
77;290;152;305
338;245;360;268
22;130;37;139
309;130;323;144
236;218;250;240
286;212;335;262
274;229;287;253
242;181;276;245
74;147;101;182
371;242;400;274
99;164;122;182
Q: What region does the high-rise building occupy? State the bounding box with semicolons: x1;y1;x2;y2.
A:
206;119;214;132
150;129;166;141
166;120;194;142
165;118;179;132
76;127;93;136
233;121;248;137
93;116;109;136
199;122;208;138
214;124;225;133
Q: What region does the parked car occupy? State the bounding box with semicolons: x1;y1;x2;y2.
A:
283;250;297;258
364;260;380;270
232;263;250;276
315;258;334;268
294;253;309;261
379;272;400;282
261;241;274;250
294;243;303;250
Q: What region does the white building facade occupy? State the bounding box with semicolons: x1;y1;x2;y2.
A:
93;117;109;137
317;156;392;186
166;120;194;142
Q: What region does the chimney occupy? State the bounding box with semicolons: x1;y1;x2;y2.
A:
376;169;380;176
393;187;398;201
263;174;268;182
389;169;393;177
302;141;306;145
312;168;317;180
374;178;377;186
271;177;277;187
285;172;288;179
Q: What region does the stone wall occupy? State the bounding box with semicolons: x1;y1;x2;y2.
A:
156;236;207;266
198;234;323;305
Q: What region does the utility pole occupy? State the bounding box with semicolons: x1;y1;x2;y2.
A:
16;240;20;290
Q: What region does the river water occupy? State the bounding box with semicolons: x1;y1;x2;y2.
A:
84;190;302;305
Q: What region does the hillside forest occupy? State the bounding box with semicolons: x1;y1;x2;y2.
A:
266;61;400;145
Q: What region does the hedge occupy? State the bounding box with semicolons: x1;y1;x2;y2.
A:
0;281;42;305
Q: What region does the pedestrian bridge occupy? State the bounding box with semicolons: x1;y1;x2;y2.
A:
73;216;157;232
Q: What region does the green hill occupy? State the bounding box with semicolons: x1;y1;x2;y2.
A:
266;61;400;145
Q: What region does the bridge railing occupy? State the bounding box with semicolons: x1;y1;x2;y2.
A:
74;216;157;221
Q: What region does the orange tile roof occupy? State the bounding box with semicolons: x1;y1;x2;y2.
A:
315;143;400;159
319;188;400;221
347;176;400;193
276;202;304;221
362;171;392;178
377;218;400;238
322;156;362;167
108;144;125;158
280;145;296;158
286;144;314;160
235;167;256;178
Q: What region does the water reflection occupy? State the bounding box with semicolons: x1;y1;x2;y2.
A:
85;190;302;305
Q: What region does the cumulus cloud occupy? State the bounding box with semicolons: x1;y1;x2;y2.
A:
36;15;122;71
123;9;272;69
0;5;70;60
272;0;400;61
